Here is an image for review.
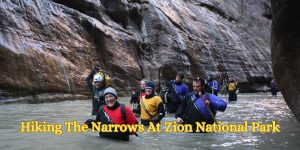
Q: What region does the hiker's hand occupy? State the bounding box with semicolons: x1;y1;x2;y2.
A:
197;91;202;96
84;119;94;129
204;99;210;106
176;117;184;124
152;119;160;124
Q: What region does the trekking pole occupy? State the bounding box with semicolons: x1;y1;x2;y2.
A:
164;103;168;117
206;105;217;123
212;83;214;95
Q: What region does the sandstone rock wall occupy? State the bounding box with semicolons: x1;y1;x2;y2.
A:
0;0;272;97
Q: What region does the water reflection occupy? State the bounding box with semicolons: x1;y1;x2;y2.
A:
0;93;300;149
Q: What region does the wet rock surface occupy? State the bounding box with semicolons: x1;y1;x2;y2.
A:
271;0;300;121
0;0;272;98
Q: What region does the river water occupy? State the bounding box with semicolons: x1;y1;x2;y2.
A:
0;93;300;149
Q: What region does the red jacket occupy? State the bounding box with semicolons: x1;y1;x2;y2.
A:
103;104;138;135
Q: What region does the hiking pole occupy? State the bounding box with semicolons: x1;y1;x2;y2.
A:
212;83;214;95
164;103;167;117
206;105;217;123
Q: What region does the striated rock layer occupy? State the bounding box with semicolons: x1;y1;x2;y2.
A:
0;0;272;97
271;0;300;121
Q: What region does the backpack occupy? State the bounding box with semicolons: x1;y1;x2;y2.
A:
160;81;181;104
93;70;112;88
228;82;237;91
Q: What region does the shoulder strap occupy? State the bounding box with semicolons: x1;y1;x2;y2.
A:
120;104;126;123
203;94;216;123
99;105;113;123
190;94;207;121
99;105;105;112
229;82;235;90
99;104;127;124
141;97;155;119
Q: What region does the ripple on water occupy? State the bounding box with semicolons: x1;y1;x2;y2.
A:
0;93;299;150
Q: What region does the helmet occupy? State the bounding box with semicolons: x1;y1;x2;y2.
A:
94;74;103;82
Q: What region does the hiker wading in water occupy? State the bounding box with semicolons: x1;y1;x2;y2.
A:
162;72;189;113
130;79;147;114
176;77;227;132
85;87;138;141
139;81;165;126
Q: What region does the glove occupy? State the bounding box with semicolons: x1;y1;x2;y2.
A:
94;66;100;72
236;89;239;94
84;119;95;129
152;119;160;125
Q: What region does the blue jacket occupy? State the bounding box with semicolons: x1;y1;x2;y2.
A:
171;80;189;100
191;93;227;121
207;80;219;92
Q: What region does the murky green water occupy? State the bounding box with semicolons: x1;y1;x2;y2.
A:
0;93;300;149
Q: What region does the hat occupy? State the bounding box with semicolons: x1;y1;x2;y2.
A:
145;81;155;89
103;87;117;98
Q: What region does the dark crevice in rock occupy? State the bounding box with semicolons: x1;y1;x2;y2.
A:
262;12;272;20
51;0;108;26
100;0;129;27
129;0;149;4
128;6;142;28
196;2;237;22
80;19;109;69
262;1;272;20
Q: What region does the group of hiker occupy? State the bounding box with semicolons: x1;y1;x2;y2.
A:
204;75;239;102
84;66;244;140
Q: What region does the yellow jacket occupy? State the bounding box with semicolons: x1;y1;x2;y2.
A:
140;96;163;120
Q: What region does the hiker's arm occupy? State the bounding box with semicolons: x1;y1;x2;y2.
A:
125;106;138;124
85;112;99;129
155;102;165;123
130;91;139;104
184;85;189;96
84;119;96;129
135;103;141;114
175;95;188;118
179;85;189;100
86;68;97;83
214;81;219;91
